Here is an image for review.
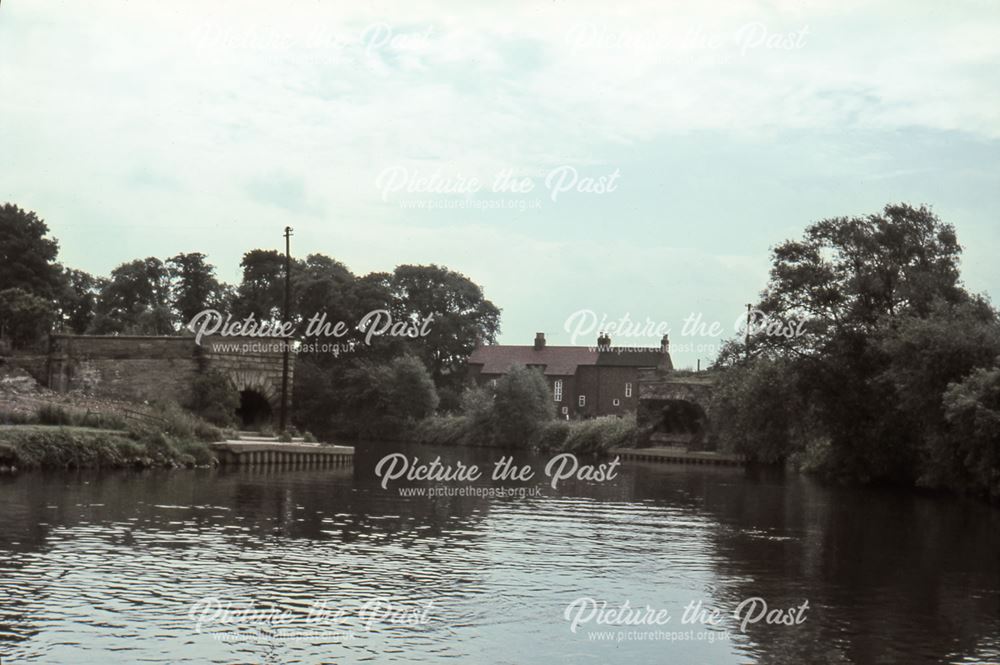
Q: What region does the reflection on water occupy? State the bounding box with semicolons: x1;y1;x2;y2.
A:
1;443;998;664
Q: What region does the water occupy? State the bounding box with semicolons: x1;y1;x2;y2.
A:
1;443;998;664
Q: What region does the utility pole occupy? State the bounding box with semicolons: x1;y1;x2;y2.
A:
279;226;293;433
745;303;752;362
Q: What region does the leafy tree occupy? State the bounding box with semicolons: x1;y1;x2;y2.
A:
390;264;501;387
91;257;173;334
0;288;56;349
57;268;101;334
715;204;1000;490
167;252;227;325
490;365;554;447
232;250;290;322
749;203;964;360
711;357;806;463
0;203;62;299
937;365;1000;500
294;353;438;440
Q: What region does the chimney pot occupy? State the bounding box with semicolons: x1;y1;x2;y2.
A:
534;332;546;350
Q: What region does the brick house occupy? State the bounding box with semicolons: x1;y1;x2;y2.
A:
467;332;673;419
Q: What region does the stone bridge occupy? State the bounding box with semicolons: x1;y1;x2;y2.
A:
637;368;716;450
35;335;293;425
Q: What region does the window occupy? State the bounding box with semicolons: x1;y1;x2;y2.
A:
625;382;632;398
613;398;620;407
561;406;569;415
490;379;497;388
578;395;586;407
553;379;563;402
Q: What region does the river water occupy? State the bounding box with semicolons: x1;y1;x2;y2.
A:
1;443;998;664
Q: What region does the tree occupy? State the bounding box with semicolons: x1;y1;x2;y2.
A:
0;203;62;299
390;264;501;387
490;365;554;447
167;252;227;325
710;357;806;463
91;257;173;334
231;250;289;322
714;204;1000;489
937;365;1000;500
298;353;439;440
749;203;963;360
57;268;101;334
0;288;55;349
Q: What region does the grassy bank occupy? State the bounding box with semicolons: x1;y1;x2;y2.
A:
410;413;637;455
0;402;221;470
0;425;214;470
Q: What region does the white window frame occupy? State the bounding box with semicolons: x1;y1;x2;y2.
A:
613;398;620;407
553;379;563;402
578;395;586;407
625;382;632;398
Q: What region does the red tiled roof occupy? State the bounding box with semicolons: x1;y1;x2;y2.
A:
468;345;597;376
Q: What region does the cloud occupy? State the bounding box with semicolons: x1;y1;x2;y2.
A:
2;0;999;366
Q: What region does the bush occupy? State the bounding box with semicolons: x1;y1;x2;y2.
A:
128;401;222;444
490;365;555;447
33;404;128;430
531;420;570;451
925;365;1000;500
561;415;637;454
186;370;239;427
36;403;73;426
0;409;34;426
411;415;472;447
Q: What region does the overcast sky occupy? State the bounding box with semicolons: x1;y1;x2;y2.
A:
2;1;999;367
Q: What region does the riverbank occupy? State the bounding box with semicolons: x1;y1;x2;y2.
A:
410;413;638;454
0;425;215;471
0;401;223;471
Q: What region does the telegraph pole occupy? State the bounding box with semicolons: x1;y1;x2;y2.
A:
279;226;293;433
745;303;752;362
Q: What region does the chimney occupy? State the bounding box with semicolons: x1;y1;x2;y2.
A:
658;334;674;371
597;331;611;349
534;332;546;350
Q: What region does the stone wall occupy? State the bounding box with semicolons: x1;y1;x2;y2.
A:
38;335;294;414
47;335;200;405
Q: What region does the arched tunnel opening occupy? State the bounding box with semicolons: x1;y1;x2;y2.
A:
236;390;273;428
641;398;707;446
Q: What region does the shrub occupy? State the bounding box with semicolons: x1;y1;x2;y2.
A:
561;415;637;455
128;401;222;444
411;415;471;447
186;370;239;427
531;420;570;451
36;403;73;426
927;365;1000;500
490;365;555;447
33;404;128;430
0;410;34;426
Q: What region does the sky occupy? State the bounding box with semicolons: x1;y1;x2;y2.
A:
2;0;999;368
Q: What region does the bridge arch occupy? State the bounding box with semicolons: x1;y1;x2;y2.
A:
637;369;716;449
